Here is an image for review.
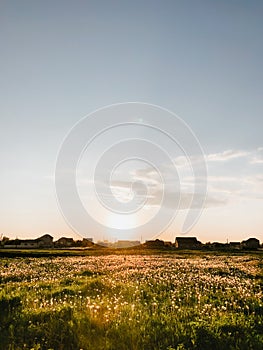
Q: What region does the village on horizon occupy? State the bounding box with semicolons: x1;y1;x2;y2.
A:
0;233;261;251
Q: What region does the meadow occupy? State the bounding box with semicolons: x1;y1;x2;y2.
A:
0;252;262;350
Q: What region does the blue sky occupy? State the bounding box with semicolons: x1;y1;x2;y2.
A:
0;1;262;242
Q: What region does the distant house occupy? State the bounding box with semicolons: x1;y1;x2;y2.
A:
0;236;10;247
164;241;173;248
82;238;94;247
175;237;202;249
113;240;141;248
4;239;38;249
3;234;53;249
19;240;39;248
36;234;53;248
83;238;93;242
144;239;165;248
55;237;74;248
229;242;241;249
97;240;111;247
242;238;260;250
206;242;227;249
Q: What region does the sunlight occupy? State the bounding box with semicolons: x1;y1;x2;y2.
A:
107;213;137;230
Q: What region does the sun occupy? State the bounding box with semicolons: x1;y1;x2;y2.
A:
107;213;137;230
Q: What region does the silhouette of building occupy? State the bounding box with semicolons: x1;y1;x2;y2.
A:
113;240;140;248
82;238;94;247
3;234;53;249
242;238;260;249
175;237;202;249
55;237;74;248
144;239;165;248
229;242;241;249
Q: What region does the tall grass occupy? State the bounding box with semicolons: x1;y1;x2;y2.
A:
0;254;262;349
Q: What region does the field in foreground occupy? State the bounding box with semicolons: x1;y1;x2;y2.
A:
0;253;262;350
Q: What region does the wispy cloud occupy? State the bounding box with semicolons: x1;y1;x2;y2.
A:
144;190;227;209
172;149;250;168
77;147;263;209
104;177;226;210
206;149;249;162
250;147;263;164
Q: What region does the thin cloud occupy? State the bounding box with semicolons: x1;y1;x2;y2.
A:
250;147;263;164
172;149;250;168
107;179;226;210
145;190;227;209
207;150;249;162
80;147;263;207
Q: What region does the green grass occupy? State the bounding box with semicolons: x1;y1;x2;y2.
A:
0;253;262;349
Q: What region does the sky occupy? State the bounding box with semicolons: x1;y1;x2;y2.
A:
0;0;263;243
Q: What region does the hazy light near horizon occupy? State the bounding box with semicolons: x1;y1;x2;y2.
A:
55;103;207;244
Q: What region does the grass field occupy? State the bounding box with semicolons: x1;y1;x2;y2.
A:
0;251;262;349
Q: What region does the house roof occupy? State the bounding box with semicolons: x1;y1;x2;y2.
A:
244;237;259;242
36;234;53;241
3;239;37;245
57;237;74;242
176;237;199;242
